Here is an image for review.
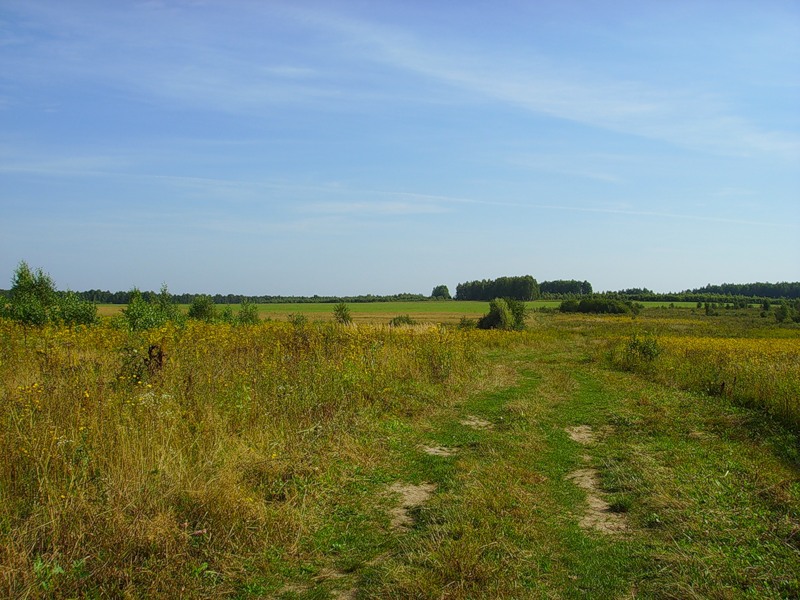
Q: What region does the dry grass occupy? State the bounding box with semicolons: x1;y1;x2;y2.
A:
0;320;479;597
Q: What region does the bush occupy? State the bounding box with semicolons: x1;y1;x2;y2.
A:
237;299;260;325
288;313;308;327
559;297;632;315
56;291;97;326
121;286;182;331
188;295;216;322
1;261;96;326
477;298;526;330
333;302;352;325
458;316;476;330
389;314;416;326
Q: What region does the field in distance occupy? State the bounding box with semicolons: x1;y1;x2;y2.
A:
95;300;700;322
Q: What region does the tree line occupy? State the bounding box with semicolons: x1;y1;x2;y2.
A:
50;290;430;305
539;279;593;296
684;282;800;300
455;276;540;301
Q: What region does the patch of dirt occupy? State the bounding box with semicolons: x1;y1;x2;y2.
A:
420;445;456;457
334;589;358;600
388;482;437;530
566;468;627;534
460;415;493;430
314;568;345;581
565;425;596;445
688;430;714;440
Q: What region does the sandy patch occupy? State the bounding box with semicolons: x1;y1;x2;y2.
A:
388;482;437;530
688;430;714;440
460;415;493;430
565;425;596;445
314;568;345;581
566;468;627;534
420;445;457;457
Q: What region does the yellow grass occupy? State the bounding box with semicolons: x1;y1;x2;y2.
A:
0;320;480;597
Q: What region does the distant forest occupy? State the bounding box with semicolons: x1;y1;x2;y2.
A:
1;279;798;305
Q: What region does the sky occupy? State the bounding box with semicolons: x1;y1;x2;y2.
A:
1;0;799;296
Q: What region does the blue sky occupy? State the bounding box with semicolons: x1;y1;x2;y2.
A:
1;0;798;295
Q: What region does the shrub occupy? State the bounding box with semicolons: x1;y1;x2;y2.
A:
621;333;662;370
121;285;182;331
559;297;631;315
237;299;260;325
477;298;525;330
288;313;308;327
56;291;97;326
188;295;216;322
389;314;416;326
458;316;476;330
333;302;352;325
1;261;96;326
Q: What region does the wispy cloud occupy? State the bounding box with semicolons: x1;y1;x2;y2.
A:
4;1;797;161
288;6;800;161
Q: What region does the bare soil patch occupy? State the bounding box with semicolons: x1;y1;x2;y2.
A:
566;468;627;534
420;445;456;457
388;482;437;530
565;425;596;445
460;415;493;430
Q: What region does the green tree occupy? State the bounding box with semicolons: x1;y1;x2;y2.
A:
3;261;55;325
477;298;522;330
57;291;97;326
2;261;96;326
237;299;260;325
188;295;216;322
774;302;791;323
431;285;451;300
121;286;181;331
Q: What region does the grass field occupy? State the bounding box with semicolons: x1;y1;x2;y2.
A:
95;300;700;322
1;307;798;598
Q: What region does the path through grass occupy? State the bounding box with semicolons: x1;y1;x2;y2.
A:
260;338;799;598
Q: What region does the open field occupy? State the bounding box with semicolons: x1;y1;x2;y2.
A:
95;300;702;321
1;309;798;598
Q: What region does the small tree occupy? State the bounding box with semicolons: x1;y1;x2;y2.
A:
121;285;181;331
333;302;352;325
2;261;96;326
188;295;216;322
431;285;451;300
237;299;260;325
477;298;513;330
57;291;97;326
3;261;56;325
774;302;791;323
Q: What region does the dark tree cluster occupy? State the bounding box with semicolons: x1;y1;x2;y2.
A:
559;297;640;315
539;279;593;297
686;282;800;300
455;276;540;301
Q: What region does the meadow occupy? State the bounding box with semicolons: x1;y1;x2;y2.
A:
1;306;798;598
95;300;698;322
